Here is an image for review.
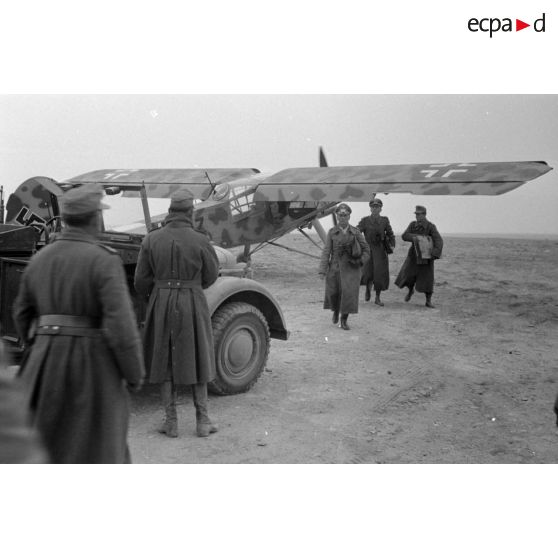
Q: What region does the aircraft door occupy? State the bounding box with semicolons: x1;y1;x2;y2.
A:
287;201;320;220
267;201;289;226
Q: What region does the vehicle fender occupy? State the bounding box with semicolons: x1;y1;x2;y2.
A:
204;276;289;341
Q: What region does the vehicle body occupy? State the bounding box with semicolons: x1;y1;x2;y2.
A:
0;185;289;395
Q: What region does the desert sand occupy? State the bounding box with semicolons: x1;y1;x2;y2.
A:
129;233;558;463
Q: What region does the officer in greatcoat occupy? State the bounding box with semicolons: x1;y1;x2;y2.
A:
318;203;370;330
0;342;47;464
134;190;220;438
394;205;444;308
357;198;396;306
13;185;145;464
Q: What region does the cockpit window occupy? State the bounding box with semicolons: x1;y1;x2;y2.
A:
212;183;229;201
229;185;256;219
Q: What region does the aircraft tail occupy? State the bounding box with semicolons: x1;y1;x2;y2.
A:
317;147;336;232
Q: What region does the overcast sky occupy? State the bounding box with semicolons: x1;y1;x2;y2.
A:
1;94;556;235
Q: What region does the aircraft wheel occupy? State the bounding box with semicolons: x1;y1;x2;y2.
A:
209;302;270;395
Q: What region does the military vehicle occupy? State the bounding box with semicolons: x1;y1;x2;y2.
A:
0;183;289;395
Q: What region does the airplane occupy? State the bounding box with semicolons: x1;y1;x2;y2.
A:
3;149;553;272
0;152;552;394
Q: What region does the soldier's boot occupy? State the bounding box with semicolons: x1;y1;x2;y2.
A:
339;314;350;331
364;284;371;302
425;293;435;308
157;381;178;438
404;287;414;302
374;289;384;307
332;310;339;324
193;383;218;437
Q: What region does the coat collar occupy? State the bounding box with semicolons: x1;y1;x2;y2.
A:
56;227;100;245
163;213;194;227
414;219;431;229
333;224;357;235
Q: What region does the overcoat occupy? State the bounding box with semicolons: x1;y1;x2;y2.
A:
0;376;47;464
357;215;395;291
394;220;443;293
13;228;145;464
319;225;370;314
134;213;219;385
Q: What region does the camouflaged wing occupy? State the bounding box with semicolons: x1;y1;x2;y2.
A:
253;161;552;202
67;168;261;200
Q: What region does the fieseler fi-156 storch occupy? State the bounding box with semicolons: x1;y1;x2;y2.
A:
0;150;552;394
5;149;552;265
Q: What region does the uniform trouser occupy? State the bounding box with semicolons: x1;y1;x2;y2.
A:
160;380;211;425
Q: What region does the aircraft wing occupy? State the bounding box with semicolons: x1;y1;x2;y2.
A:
253;161;552;202
67;168;260;199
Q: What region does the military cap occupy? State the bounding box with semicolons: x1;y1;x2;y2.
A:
169;189;195;212
60;184;109;216
335;203;352;214
414;205;427;214
369;198;383;207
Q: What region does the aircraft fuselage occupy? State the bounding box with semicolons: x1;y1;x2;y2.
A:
193;173;336;248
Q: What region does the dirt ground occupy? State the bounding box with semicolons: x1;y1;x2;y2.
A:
128;234;558;463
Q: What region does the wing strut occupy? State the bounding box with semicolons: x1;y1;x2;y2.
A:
265;241;321;260
310;218;327;244
140;182;152;232
299;225;325;249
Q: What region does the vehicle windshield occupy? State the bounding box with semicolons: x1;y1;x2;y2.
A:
102;192;175;235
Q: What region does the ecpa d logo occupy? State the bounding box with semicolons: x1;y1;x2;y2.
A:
468;13;546;37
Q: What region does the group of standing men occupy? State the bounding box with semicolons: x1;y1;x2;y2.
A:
9;185;219;464
5;185;443;463
319;199;444;328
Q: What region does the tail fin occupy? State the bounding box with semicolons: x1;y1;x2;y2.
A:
318;147;337;226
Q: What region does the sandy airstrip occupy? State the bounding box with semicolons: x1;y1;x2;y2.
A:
128;233;558;463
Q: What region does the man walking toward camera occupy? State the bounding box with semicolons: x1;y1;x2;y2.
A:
13;185;145;464
134;190;220;438
395;205;444;308
357;198;396;306
319;203;369;330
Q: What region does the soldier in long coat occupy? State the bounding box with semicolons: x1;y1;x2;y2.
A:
13;185;145;464
134;190;220;438
318;203;370;330
0;342;47;464
395;205;444;308
357;198;395;306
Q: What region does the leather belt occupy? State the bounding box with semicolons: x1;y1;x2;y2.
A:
36;314;101;337
155;279;200;289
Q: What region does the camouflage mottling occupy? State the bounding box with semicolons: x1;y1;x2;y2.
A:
5;161;552;254
253;162;552;202
6;177;64;225
67;168;260;199
203;205;230;226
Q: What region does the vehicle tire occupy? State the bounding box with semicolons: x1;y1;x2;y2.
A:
209;302;270;395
